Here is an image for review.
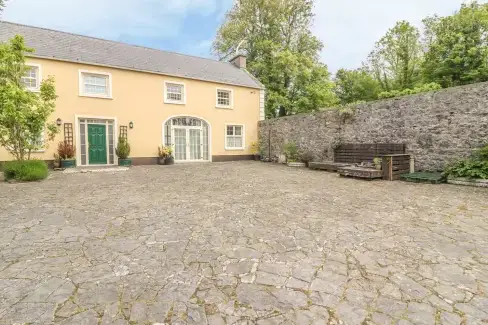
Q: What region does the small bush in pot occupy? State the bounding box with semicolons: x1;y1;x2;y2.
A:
57;142;76;168
158;146;174;165
116;136;131;166
250;141;260;161
4;160;48;182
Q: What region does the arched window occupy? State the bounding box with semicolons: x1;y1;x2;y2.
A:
164;116;209;161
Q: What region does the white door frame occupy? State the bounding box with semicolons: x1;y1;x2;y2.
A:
162;115;212;163
74;114;118;167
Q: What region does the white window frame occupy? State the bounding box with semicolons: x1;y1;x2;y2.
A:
79;70;113;99
216;88;233;109
30;127;45;153
164;81;186;105
224;124;245;151
21;64;42;92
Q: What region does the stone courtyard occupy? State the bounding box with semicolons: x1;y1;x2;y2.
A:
0;162;487;325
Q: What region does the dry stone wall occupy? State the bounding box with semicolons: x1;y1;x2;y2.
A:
259;82;488;171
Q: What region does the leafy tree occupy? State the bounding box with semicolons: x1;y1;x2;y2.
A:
214;0;337;117
422;1;488;87
334;68;381;104
367;21;423;91
0;0;5;12
0;36;59;161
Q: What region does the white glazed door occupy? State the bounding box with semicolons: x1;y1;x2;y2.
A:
172;127;204;161
173;128;187;161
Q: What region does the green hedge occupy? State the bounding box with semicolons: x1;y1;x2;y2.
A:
378;83;442;99
3;160;49;182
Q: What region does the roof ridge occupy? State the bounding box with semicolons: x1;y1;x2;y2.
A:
0;20;229;65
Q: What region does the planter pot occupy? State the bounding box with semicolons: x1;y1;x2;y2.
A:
287;162;306;168
118;158;132;167
158;157;166;165
61;159;76;168
165;156;175;165
253;154;260;161
375;164;382;170
53;161;61;169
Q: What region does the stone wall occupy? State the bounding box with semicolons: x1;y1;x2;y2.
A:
259;82;488;171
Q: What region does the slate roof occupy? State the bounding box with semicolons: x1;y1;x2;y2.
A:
0;21;263;89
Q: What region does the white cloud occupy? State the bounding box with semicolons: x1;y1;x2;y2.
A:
312;0;482;73
2;0;219;40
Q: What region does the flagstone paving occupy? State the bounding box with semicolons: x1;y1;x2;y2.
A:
0;162;487;325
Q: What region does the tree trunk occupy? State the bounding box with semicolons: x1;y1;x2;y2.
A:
278;106;286;117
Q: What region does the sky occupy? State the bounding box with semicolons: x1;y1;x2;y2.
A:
1;0;481;74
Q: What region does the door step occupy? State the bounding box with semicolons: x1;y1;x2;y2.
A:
63;166;129;174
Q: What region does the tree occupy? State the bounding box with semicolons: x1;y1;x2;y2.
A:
334;68;381;104
422;1;488;88
0;0;5;12
367;21;423;91
213;0;337;117
0;36;58;161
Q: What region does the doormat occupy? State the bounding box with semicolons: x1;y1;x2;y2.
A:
63;167;129;174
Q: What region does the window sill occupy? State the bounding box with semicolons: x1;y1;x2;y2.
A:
31;150;45;153
216;106;233;110
79;94;113;100
27;88;41;93
164;100;186;105
225;147;245;151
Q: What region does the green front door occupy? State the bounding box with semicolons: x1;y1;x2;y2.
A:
88;124;107;165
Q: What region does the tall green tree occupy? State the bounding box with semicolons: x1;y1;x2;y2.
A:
422;1;488;88
213;0;337;117
0;36;59;161
334;68;381;104
367;21;423;91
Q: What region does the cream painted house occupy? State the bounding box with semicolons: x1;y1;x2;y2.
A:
0;21;265;166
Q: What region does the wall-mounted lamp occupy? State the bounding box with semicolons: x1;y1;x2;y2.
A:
56;118;62;126
129;121;134;129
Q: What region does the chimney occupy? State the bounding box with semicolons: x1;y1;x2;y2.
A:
230;54;246;69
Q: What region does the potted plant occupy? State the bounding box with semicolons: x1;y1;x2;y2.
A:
250;141;260;161
373;157;382;170
57;141;76;168
116;136;131;166
158;146;167;165
158;146;174;165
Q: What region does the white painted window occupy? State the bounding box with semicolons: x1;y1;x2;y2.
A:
21;64;41;91
225;124;245;150
29;128;45;152
216;88;233;108
79;70;112;98
164;81;186;104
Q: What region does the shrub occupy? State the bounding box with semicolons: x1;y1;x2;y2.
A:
444;160;488;179
250;141;259;155
4;160;48;181
474;144;488;161
116;137;131;159
378;83;442;99
300;151;315;163
57;142;75;160
158;145;172;158
283;142;299;162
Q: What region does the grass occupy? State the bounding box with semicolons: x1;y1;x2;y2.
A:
3;160;48;182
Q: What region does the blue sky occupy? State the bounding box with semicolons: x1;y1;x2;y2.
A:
1;0;479;73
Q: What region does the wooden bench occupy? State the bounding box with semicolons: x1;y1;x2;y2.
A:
337;166;383;180
381;154;411;181
308;161;350;172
